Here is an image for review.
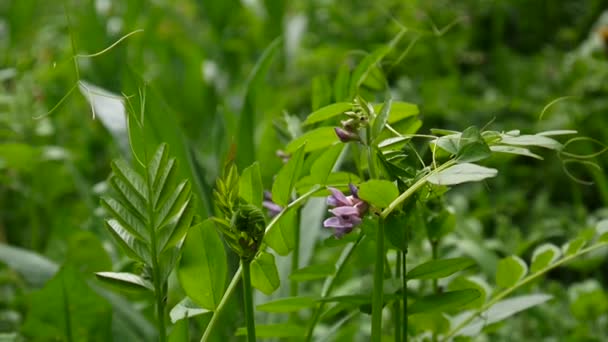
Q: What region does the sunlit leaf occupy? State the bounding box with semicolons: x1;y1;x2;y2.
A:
285;127;339;153
95;272;154;292
530;244;561;273
496;255;528;288
358;180;399;208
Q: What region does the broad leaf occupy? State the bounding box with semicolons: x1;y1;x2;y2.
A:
285;127;339;153
358;180;399;208
0;243;58;287
456;126;491;163
427;163;498;186
264;209;297;255
178;220;227;310
309;144;344;185
250;252;280;295
496;255;528;288
500;134;562;150
530;244;561;273
408;258;475;280
409;289;481;315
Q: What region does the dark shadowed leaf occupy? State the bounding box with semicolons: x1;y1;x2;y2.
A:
408;258;475;280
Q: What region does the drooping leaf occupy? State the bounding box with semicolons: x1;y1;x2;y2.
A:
250;252;280;295
95;272;154;292
289;264;336;282
496;255;528;288
256;296;319;313
530;244;561;273
499;134;562;150
272;143;306;206
358;180;399;208
409;289;481;315
169;297;211;324
407;258;476;280
0;243;58;287
427;163;498;186
178;220;227;310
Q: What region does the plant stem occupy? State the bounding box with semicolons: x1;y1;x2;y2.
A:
305;234;365;341
371;218;385;342
380;160;456;220
241;259;256;342
394;251;402;342
291;211;300;298
201;186;319;342
155;281;166;342
402;250;407;342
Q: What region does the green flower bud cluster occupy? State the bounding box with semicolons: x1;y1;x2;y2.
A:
212;163;266;260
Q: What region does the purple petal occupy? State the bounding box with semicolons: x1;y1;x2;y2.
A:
327;187;351;207
264;191;273;201
330;206;360;217
323;216;352;229
263;201;282;217
349;183;359;198
334;127;359;143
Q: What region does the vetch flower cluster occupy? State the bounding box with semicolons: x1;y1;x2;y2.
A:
323;184;368;238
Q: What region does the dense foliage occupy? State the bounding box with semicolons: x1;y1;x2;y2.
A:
1;1;608;341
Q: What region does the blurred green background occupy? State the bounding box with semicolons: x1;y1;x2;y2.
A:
1;0;608;341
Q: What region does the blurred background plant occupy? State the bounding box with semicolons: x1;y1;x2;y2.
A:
1;0;607;341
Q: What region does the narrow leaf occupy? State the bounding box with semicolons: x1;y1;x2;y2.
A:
409;289;481;315
289;264;336;282
101;197;147;242
490;145;543;160
371;98;392;142
272;144;306;206
304;102;352;125
256;296;319;313
372;101;419;124
500;134;562;150
427;163;498;186
407;258;475;280
95;272;153;291
239;162;263;207
105;219;150;263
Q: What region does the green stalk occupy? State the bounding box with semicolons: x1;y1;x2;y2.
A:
371;218;385;342
393;251;402;342
402;250;407;342
201;186;319;342
241;259;256;342
291;211;301;298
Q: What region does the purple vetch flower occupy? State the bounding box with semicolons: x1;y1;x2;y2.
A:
262;191;282;218
334;127;360;143
323;185;368;238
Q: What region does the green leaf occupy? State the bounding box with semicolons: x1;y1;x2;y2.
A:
427;163;498;186
530;244;561;273
562;237;587;256
358;180;399;208
372;101;419;124
496;255;528;288
500;134;562;150
349;46;391;96
235;324;307;338
458;294;553;336
289;264;336;282
250;252;280;295
105;219;151;263
433;134;460;155
456;126;491;163
239;162;263;207
256;296;319;313
265;209;296;255
168;317;189;342
0;243;58;287
407;258;475;280
101;196;148;242
304;102;352;125
178;220;227;310
95;272;154;292
296;172;360;194
169;297;211;324
384;211;409;251
309;144;344;185
21;266;112;341
272;144;306;206
285;127;339;153
409;289;481;315
447;276;489;309
409;314;450;335
371;98;392;142
490;145;543;160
